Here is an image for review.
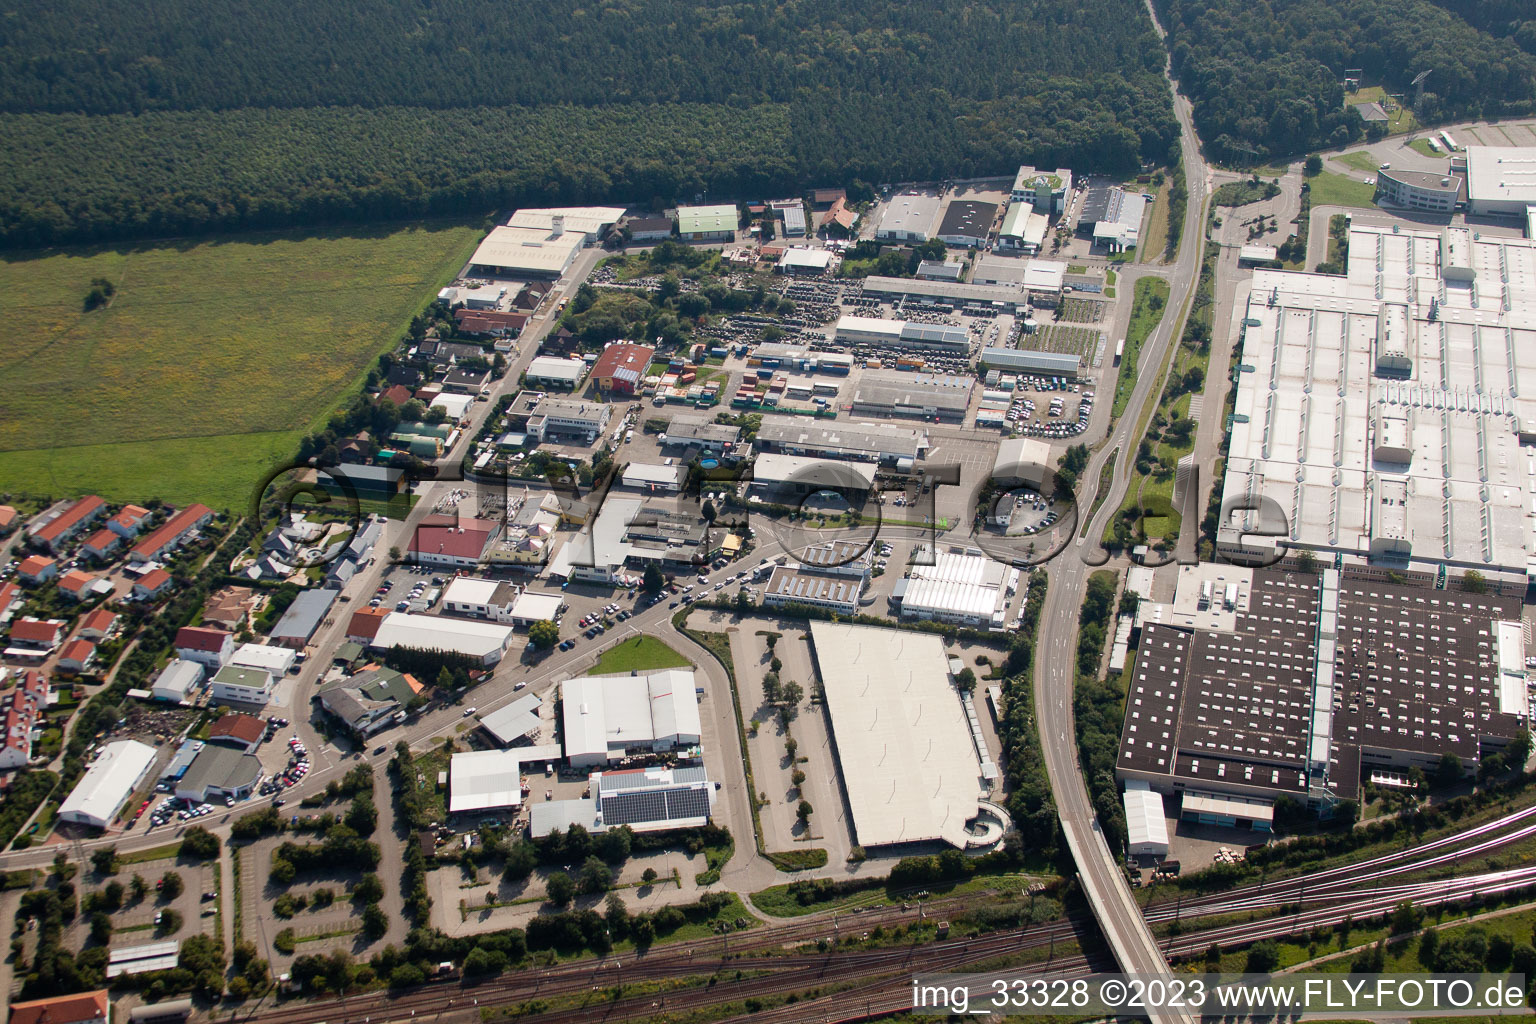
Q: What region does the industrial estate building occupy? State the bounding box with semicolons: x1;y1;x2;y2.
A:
935;201;998;247
848;372;973;423
676;204;737;241
1217;224;1536;585
755;419;925;465
892;546;1009;628
506;206;624;244
561;669;702;768
1464;146;1536;217
876;193;942;241
467;224;585;278
531;765;717;837
369;612;515;665
1011;165;1072;214
524;356;588;390
58;739;156;829
1087;187;1147;252
1116;565;1529;828
833;314;970;354
1373;167;1464;213
809;623;986;849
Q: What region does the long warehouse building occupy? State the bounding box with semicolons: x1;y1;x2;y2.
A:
58;739;157;829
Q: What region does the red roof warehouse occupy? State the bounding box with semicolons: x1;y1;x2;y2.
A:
590;343;655;395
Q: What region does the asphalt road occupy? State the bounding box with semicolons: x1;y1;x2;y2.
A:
1028;6;1209;1019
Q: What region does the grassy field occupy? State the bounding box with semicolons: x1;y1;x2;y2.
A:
1334;150;1382;173
1112;277;1171;419
1407;137;1440;157
0;221;482;509
1138;180;1171;264
1307;172;1379;209
592;636;692;674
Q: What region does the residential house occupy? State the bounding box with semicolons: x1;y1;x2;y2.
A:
345;607;390;645
130;504;215;564
75;608;119;641
0;670;49;769
209;665;273;706
337;433;371;464
174;625;234;670
317;667;421;737
0;505;16;535
207;713;266;754
818;197;856;238
0;581;24;623
57;570;106;603
132;568;173;601
80;529;122;562
381;384;413;408
105;505;151;539
442;367;490;394
202;586;257;631
6;617;66;656
17;556;57;585
29;495;106;553
57;638;97;675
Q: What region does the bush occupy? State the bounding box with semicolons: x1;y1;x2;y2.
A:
158;871;184;899
273;928;296;955
545;871;575;907
180;826;221;860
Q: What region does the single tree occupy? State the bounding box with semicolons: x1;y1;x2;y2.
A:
545;870;576;907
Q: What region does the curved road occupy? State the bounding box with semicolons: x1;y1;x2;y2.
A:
1031;3;1210;1018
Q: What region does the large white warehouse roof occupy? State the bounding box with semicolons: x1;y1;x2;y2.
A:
810;623;982;849
59;739;157;827
370;612;514;662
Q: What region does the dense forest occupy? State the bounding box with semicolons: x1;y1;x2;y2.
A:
1423;1;1536;52
1155;0;1536;163
0;0;1178;248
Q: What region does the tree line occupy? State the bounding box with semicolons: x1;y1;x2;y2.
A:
0;0;1179;249
1155;0;1536;164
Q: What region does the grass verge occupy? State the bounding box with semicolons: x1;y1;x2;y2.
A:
1306;171;1378;209
591;635;692;675
1112;277;1171;419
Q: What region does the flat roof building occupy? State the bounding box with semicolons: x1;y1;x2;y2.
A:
592;765;715;832
978;347;1082;377
1090;188;1148;252
662;417;741;454
561;669;702;768
478;693;544;746
676;204;737;241
848;371;973;422
859;275;1027;310
621;462;688;492
997;203;1050;253
876;193;942;242
833;314;970;353
1375;167;1463;213
448;747;559;814
935;200;997;247
370;612;515;665
893;547;1009;628
1218;224;1536;584
524;356;588;389
506;206;624;244
778;247;833;274
59;739;156;829
762;566;863;614
467;225;584;278
268;587;338;649
1465;146;1536;217
755;419;924;464
809;623;985;849
1118;566;1528;815
751;453;876;497
1011;166;1072;214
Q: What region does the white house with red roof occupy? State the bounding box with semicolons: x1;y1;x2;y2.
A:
0;581;21;623
76;608;119;641
591;342;656;395
132;567;173;600
130;503;214;563
406;515;500;568
0;670;49;769
28;495;106;553
80;529;122;561
56;637;96;675
57;570;108;603
106;504;151;538
17;555;57;585
175;625;234;669
6;617;65;657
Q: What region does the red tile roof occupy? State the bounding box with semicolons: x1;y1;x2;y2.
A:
8;618;64;645
17;555;55;578
78;608;118;636
210;712;265;746
58;570;95;595
58;638;95;665
131;503;214;561
82;529;120;553
31;496;105;545
592;343;656;391
346;606;389;642
108;504;150;530
175;625;230;653
136;568;172;592
381;384;413;407
0;505;16;530
8;989;110;1024
0;581;19;612
407;515;498;560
